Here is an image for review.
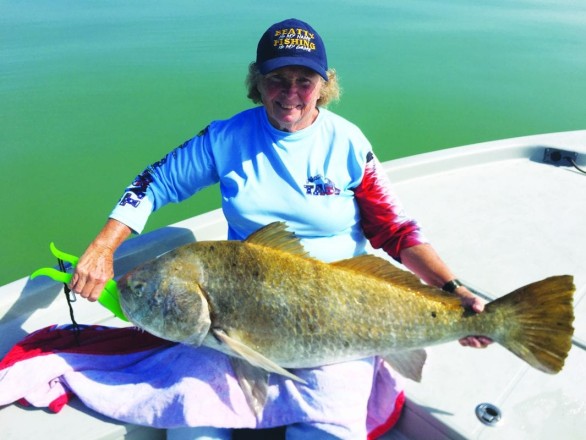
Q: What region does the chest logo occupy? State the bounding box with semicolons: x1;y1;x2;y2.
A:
304;174;341;196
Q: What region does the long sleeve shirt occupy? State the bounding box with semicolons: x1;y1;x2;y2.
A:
110;106;425;262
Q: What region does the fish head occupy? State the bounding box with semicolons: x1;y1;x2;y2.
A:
117;253;211;346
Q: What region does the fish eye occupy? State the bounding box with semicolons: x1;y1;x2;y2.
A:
131;281;145;296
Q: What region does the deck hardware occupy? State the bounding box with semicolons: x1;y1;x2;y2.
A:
543;148;578;166
475;403;502;426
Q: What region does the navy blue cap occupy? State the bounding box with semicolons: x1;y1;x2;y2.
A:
256;18;328;80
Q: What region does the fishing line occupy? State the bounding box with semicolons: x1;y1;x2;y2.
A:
57;258;82;345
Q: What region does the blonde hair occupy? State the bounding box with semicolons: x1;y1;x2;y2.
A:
245;62;341;107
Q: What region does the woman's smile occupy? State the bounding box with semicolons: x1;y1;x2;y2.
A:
259;66;323;132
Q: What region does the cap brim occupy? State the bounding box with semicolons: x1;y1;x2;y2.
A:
259;57;328;81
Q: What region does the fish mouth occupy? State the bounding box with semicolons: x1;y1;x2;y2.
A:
118;273;157;323
118;271;213;346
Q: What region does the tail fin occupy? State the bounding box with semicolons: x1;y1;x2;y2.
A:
487;275;575;374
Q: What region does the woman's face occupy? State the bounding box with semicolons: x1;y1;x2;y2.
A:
258;66;323;133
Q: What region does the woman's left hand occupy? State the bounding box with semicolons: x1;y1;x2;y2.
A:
456;289;493;348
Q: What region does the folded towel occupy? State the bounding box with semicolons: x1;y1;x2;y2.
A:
0;325;404;438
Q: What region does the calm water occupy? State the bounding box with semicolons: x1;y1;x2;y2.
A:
1;0;586;285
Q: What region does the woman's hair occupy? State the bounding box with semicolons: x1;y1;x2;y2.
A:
245;62;341;107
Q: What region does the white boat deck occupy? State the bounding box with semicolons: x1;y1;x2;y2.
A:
1;130;585;439
380;130;586;439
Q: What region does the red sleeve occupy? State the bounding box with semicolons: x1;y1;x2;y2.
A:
353;152;426;261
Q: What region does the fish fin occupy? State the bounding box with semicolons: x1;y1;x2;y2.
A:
333;255;461;304
245;222;311;258
230;357;270;419
213;329;307;384
332;254;404;279
383;349;427;382
487;275;575;374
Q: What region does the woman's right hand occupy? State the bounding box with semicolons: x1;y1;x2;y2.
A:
69;243;115;302
68;219;132;302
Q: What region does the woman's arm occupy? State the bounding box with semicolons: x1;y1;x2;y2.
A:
354;153;491;348
70;131;219;302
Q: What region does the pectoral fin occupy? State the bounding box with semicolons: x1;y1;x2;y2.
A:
383;349;427;382
230;357;270;418
212;329;306;384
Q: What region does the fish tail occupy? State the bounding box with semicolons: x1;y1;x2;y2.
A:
486;275;575;374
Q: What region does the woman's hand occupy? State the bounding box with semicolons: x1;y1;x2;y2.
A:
68;218;132;302
455;288;493;348
69;243;115;302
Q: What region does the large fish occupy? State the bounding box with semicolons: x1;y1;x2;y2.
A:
118;222;575;412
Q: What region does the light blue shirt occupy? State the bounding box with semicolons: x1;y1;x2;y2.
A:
110;107;375;262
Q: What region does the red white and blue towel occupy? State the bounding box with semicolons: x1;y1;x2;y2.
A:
0;325;404;438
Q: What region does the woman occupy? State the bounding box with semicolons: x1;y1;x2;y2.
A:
70;18;490;439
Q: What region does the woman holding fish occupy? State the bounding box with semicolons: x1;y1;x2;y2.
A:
69;18;490;440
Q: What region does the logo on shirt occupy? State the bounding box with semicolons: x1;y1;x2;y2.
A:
304;174;341;196
118;139;195;209
118;170;153;208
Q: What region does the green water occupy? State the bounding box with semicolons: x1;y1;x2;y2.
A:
2;0;586;285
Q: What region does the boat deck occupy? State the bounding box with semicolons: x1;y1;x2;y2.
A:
380;130;586;439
